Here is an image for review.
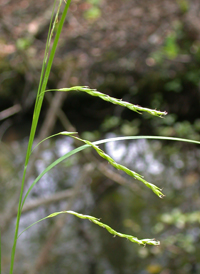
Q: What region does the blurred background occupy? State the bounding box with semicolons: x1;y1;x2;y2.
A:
0;0;200;273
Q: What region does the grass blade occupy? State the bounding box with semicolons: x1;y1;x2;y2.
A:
21;144;88;209
21;134;200;209
9;1;72;273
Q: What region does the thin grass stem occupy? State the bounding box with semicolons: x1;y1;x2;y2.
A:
9;1;72;273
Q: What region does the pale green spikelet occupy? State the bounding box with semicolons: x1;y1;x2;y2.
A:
60;132;164;198
19;210;160;246
50;211;160;246
46;86;167;117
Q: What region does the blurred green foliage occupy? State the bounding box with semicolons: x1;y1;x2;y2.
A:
84;0;102;20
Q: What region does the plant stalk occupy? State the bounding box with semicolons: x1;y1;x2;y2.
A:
9;1;72;273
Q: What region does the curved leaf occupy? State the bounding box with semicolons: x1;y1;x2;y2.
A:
22;135;200;209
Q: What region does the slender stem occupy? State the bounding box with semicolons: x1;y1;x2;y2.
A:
9;1;72;273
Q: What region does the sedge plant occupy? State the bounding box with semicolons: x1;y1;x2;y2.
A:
3;1;200;273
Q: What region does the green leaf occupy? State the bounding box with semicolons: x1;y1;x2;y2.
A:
10;1;72;273
22;134;200;209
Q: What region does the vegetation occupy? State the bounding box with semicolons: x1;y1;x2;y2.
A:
0;0;200;273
